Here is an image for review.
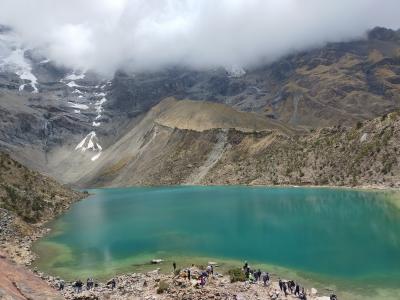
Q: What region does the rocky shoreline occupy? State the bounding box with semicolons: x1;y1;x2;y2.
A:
39;267;333;300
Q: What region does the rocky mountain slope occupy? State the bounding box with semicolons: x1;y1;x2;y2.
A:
81;107;400;188
109;27;400;129
0;151;83;300
0;26;399;188
0;151;84;267
0;152;83;224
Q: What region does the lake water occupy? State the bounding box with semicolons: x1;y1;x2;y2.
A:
33;186;400;299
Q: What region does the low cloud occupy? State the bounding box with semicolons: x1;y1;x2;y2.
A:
0;0;399;75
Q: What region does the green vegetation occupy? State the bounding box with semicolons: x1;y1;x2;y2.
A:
0;152;83;225
228;268;246;283
156;280;169;294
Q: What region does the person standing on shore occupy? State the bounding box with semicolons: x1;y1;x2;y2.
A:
256;269;261;281
58;279;65;291
75;280;83;293
295;283;300;296
283;282;288;296
279;279;283;291
107;278;116;290
173;261;176;272
187;268;191;281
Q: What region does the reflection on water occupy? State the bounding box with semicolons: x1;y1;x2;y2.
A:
34;187;400;296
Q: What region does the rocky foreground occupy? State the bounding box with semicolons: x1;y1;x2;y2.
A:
2;254;333;300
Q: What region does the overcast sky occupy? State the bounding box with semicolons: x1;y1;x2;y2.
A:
0;0;399;74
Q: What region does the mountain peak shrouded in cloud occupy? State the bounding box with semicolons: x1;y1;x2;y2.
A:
0;0;399;75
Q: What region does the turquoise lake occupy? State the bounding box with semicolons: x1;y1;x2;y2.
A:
33;186;400;299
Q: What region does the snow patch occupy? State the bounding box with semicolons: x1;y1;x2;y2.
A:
0;32;39;93
75;131;103;162
3;49;38;92
91;152;101;161
92;121;100;127
66;81;81;88
68;102;89;110
65;71;86;81
226;65;246;77
75;131;102;152
74;109;81;114
95;97;107;114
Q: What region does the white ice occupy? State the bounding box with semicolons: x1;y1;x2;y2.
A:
68;102;89;110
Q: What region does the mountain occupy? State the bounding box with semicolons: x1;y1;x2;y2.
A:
0;152;83;224
0;26;399;188
0;151;80;299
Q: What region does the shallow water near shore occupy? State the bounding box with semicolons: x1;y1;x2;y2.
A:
33;186;400;299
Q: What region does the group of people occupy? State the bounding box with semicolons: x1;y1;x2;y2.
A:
243;261;270;286
172;261;215;288
86;278;95;290
242;261;338;300
243;261;338;300
278;279;305;299
243;262;271;286
59;277;116;293
59;261;337;299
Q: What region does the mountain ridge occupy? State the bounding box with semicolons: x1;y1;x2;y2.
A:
0;26;399;188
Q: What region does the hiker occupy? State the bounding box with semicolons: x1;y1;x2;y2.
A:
299;287;307;300
200;275;206;287
173;261;176;272
58;279;65;291
283;282;288;296
248;272;256;283
279;279;283;291
211;265;214;275
187;268;191;281
256;269;261;281
206;265;212;275
107;278;116;290
86;278;92;290
245;267;250;279
300;291;308;300
253;270;258;281
295;283;300;296
291;281;296;293
74;280;83;293
262;272;269;286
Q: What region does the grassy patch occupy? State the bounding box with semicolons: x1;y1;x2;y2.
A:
228;268;246;283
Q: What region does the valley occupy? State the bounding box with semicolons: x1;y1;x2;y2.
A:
1;21;400;300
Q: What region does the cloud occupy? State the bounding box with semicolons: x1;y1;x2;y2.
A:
0;0;399;75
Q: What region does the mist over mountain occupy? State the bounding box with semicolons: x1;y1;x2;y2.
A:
1;0;400;75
